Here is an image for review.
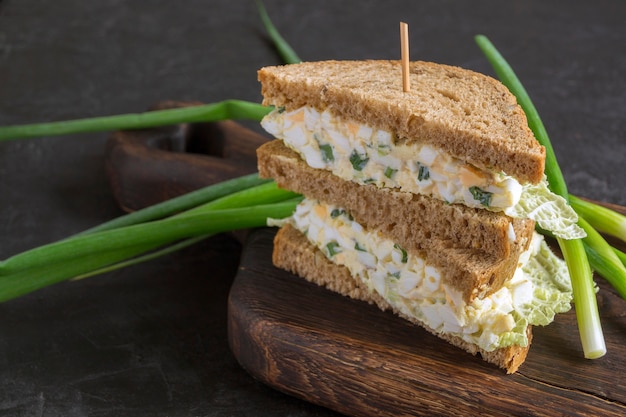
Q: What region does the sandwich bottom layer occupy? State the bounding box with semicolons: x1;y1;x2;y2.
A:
272;224;532;374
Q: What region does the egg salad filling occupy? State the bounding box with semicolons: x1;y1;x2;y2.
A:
286;198;573;352
261;106;585;240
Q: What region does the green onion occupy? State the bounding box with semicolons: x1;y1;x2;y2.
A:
330;209;344;218
77;173;270;236
349;151;369;171
72;173;271;280
469;186;493;208
416;162;430;181
474;35;567;198
319;144;335;162
558;237;606;358
72;235;209;281
394;244;408;263
177;181;299;215
578;217;626;299
68;173;277;281
326;241;342;257
256;0;302;64
0;174;300;302
0;100;270;142
384;166;397;179
0;245;168;303
475;34;606;359
0;198;300;302
355;242;366;252
615;248;626;267
330;208;352;220
0;182;297;274
569;195;626;243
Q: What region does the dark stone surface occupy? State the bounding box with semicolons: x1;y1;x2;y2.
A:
0;0;623;415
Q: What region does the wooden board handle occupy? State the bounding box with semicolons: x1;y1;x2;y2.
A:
104;100;268;212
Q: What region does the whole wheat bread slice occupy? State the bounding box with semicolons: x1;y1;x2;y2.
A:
258;140;535;303
258;60;545;184
273;224;531;374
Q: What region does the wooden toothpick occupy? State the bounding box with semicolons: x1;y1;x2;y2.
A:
400;22;410;92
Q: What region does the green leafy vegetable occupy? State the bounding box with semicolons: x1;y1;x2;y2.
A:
507;181;585;240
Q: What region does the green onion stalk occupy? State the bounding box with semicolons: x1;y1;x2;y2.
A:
475;34;611;359
569;195;626;242
615;248;626;267
578;217;626;299
0;180;301;302
0;100;271;142
256;0;302;64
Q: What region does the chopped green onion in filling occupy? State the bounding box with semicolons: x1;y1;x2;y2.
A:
470;186;493;207
349;151;369;171
394;244;408;263
319;143;334;162
355;242;367;251
384;166;397;179
417;162;430;181
326;241;342;256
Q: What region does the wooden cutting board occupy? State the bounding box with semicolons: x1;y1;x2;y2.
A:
228;228;626;417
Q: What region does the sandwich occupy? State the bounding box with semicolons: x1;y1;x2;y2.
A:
256;60;577;373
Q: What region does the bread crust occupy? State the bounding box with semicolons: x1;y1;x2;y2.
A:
258;140;536;303
258;60;545;184
273;224;531;374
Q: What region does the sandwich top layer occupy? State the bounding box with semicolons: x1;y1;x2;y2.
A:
262;105;523;211
258;60;546;185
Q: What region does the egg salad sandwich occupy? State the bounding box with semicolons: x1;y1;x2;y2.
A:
256;60;577;373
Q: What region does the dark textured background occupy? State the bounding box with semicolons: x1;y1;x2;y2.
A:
0;1;624;415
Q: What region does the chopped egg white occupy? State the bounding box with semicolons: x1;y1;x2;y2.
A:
288;198;573;352
262;106;523;210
